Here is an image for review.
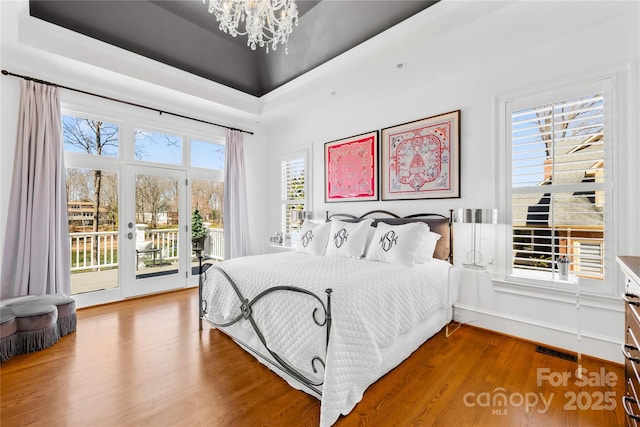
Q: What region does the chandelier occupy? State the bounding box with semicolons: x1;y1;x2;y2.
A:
203;0;299;54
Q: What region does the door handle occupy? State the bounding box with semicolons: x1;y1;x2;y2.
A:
127;232;134;240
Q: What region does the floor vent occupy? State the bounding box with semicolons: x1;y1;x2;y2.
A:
535;345;577;362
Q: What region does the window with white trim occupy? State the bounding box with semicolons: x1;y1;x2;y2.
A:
281;154;307;236
508;84;609;286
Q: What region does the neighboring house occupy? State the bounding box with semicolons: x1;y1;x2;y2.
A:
67;201;107;230
135;211;181;227
513;134;604;279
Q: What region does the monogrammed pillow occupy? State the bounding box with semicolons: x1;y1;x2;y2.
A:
365;222;430;267
325;218;374;259
294;220;331;255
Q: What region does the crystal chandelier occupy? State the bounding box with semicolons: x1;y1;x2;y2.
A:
204;0;299;54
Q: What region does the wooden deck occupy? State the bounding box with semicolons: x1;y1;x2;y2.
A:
71;259;204;295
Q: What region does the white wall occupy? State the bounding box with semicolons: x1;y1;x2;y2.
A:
263;2;640;362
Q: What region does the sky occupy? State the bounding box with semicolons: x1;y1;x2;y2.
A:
62;115;225;170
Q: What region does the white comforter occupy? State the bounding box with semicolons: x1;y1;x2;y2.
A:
201;252;456;427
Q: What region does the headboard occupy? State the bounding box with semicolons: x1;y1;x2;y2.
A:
326;209;453;264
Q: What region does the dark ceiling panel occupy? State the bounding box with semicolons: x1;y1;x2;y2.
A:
29;0;263;95
256;1;437;91
29;0;438;97
151;0;322;49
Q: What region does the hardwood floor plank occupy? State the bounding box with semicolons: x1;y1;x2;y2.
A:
0;288;624;426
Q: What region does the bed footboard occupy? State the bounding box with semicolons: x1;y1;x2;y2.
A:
199;264;333;392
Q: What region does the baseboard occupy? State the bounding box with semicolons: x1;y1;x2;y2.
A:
453;303;622;364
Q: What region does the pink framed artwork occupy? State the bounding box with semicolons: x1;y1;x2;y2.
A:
324;131;379;202
381;110;460;200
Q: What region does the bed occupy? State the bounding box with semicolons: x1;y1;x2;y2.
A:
199;210;461;427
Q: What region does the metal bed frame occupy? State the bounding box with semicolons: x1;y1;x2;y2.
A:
198;209;454;396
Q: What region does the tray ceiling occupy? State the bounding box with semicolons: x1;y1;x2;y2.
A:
29;0;438;97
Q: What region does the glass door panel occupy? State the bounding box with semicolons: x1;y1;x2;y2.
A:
125;166;187;297
190;178;224;285
67;167;119;296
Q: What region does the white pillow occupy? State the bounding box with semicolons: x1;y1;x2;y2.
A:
365;222;431;267
294;220;331;255
325;218;374;258
363;225;377;256
415;231;442;263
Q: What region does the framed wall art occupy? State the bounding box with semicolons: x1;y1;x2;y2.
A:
380;110;460;200
324;131;378;202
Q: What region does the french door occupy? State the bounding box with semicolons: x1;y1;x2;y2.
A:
62;105;226;308
123;165;188;297
69;164;189;307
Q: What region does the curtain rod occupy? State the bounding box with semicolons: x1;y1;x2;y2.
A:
1;69;254;136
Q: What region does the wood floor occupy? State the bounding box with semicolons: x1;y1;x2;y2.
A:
1;288;624;427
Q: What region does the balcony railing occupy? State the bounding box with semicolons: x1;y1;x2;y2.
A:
70;231;118;272
201;228;224;260
69;228;224;272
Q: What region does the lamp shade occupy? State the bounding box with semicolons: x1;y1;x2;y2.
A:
454;208;497;224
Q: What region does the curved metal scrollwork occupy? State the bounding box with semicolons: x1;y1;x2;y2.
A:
205;265;332;390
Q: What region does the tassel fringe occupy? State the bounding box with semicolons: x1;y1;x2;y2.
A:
16;325;60;354
58;313;77;337
1;335;18;362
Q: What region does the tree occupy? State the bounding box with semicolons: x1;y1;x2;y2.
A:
66;168;91;204
63;117;119;266
191;180;224;227
191;209;208;239
534;96;602;161
100;171;119;230
135;175;177;228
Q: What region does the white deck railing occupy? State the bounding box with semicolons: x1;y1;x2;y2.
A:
69;228;224;272
203;228;225;260
70;231;119;272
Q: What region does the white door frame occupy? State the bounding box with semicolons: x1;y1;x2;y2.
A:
122;164;188;298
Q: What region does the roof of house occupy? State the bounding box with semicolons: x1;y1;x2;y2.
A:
512;134;604;229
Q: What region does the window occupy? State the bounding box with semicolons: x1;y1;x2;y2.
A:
509;89;607;284
62;115;119;157
191;140;225;170
281;154;307;236
134;128;182;164
191;178;224;260
62;105;227;298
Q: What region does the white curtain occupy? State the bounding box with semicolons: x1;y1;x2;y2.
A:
223;129;251;258
1;80;71;298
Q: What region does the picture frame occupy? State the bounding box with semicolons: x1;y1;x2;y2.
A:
324;130;379;202
380;110;460;200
